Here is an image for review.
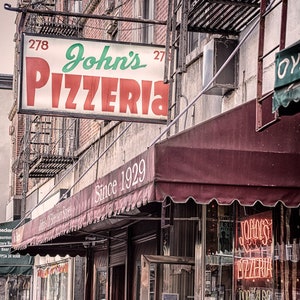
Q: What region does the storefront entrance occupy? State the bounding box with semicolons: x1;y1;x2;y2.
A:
111;264;125;300
140;255;194;300
202;201;300;300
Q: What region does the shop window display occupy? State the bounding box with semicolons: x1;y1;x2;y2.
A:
272;205;300;299
205;202;299;300
95;267;107;300
205;201;234;300
36;262;69;300
235;208;273;299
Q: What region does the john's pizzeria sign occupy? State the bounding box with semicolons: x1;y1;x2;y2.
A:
19;34;169;123
236;211;273;300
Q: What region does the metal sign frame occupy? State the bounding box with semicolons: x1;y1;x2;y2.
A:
19;33;169;124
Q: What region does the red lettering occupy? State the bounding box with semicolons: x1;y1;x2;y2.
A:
83;76;99;110
238;289;272;300
52;73;63;108
102;77;118;112
141;80;152;114
24;65;169;119
236;258;272;280
152;81;168;116
239;218;272;252
65;74;81;109
262;219;272;245
26;57;50;106
119;79;140;113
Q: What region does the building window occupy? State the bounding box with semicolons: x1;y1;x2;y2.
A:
272;205;300;299
96;268;107;300
204;202;300;299
134;0;155;43
36;262;69;300
188;32;199;53
142;0;154;44
235;206;273;300
73;0;82;13
205;201;234;299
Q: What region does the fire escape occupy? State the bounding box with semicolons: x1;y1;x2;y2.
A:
13;116;78;179
164;0;261;132
13;0;80;184
9;0;288;216
165;0;288;131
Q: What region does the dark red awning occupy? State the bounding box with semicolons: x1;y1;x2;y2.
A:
12;100;300;250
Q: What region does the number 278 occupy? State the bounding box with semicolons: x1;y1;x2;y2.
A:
28;39;49;51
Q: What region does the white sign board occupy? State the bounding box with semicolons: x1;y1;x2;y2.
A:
19;34;169;123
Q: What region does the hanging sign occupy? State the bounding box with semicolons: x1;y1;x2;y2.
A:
274;41;300;89
273;40;300;112
19;33;169;123
0;220;33;275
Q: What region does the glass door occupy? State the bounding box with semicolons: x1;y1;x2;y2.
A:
140;255;194;300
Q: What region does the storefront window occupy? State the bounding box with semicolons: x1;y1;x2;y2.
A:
235;209;273;299
234;203;300;299
37;262;69;300
0;275;31;300
272;205;300;299
94;249;108;300
96;267;107;300
205;201;234;300
195;200;299;299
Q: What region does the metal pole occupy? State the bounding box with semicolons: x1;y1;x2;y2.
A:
21;115;31;223
4;3;167;26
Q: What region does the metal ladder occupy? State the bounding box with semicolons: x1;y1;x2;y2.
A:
256;0;288;131
164;0;189;132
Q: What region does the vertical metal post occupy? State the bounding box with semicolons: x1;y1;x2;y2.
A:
164;0;173;84
256;0;287;131
200;205;207;300
174;0;188;134
166;0;177;129
21;115;31;222
255;0;266;131
140;255;150;299
85;246;94;300
279;0;287;50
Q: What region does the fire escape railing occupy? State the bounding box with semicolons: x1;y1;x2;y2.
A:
13;116;78;178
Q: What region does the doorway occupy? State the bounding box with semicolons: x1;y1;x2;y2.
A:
140;255;194;299
111;264;125;300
